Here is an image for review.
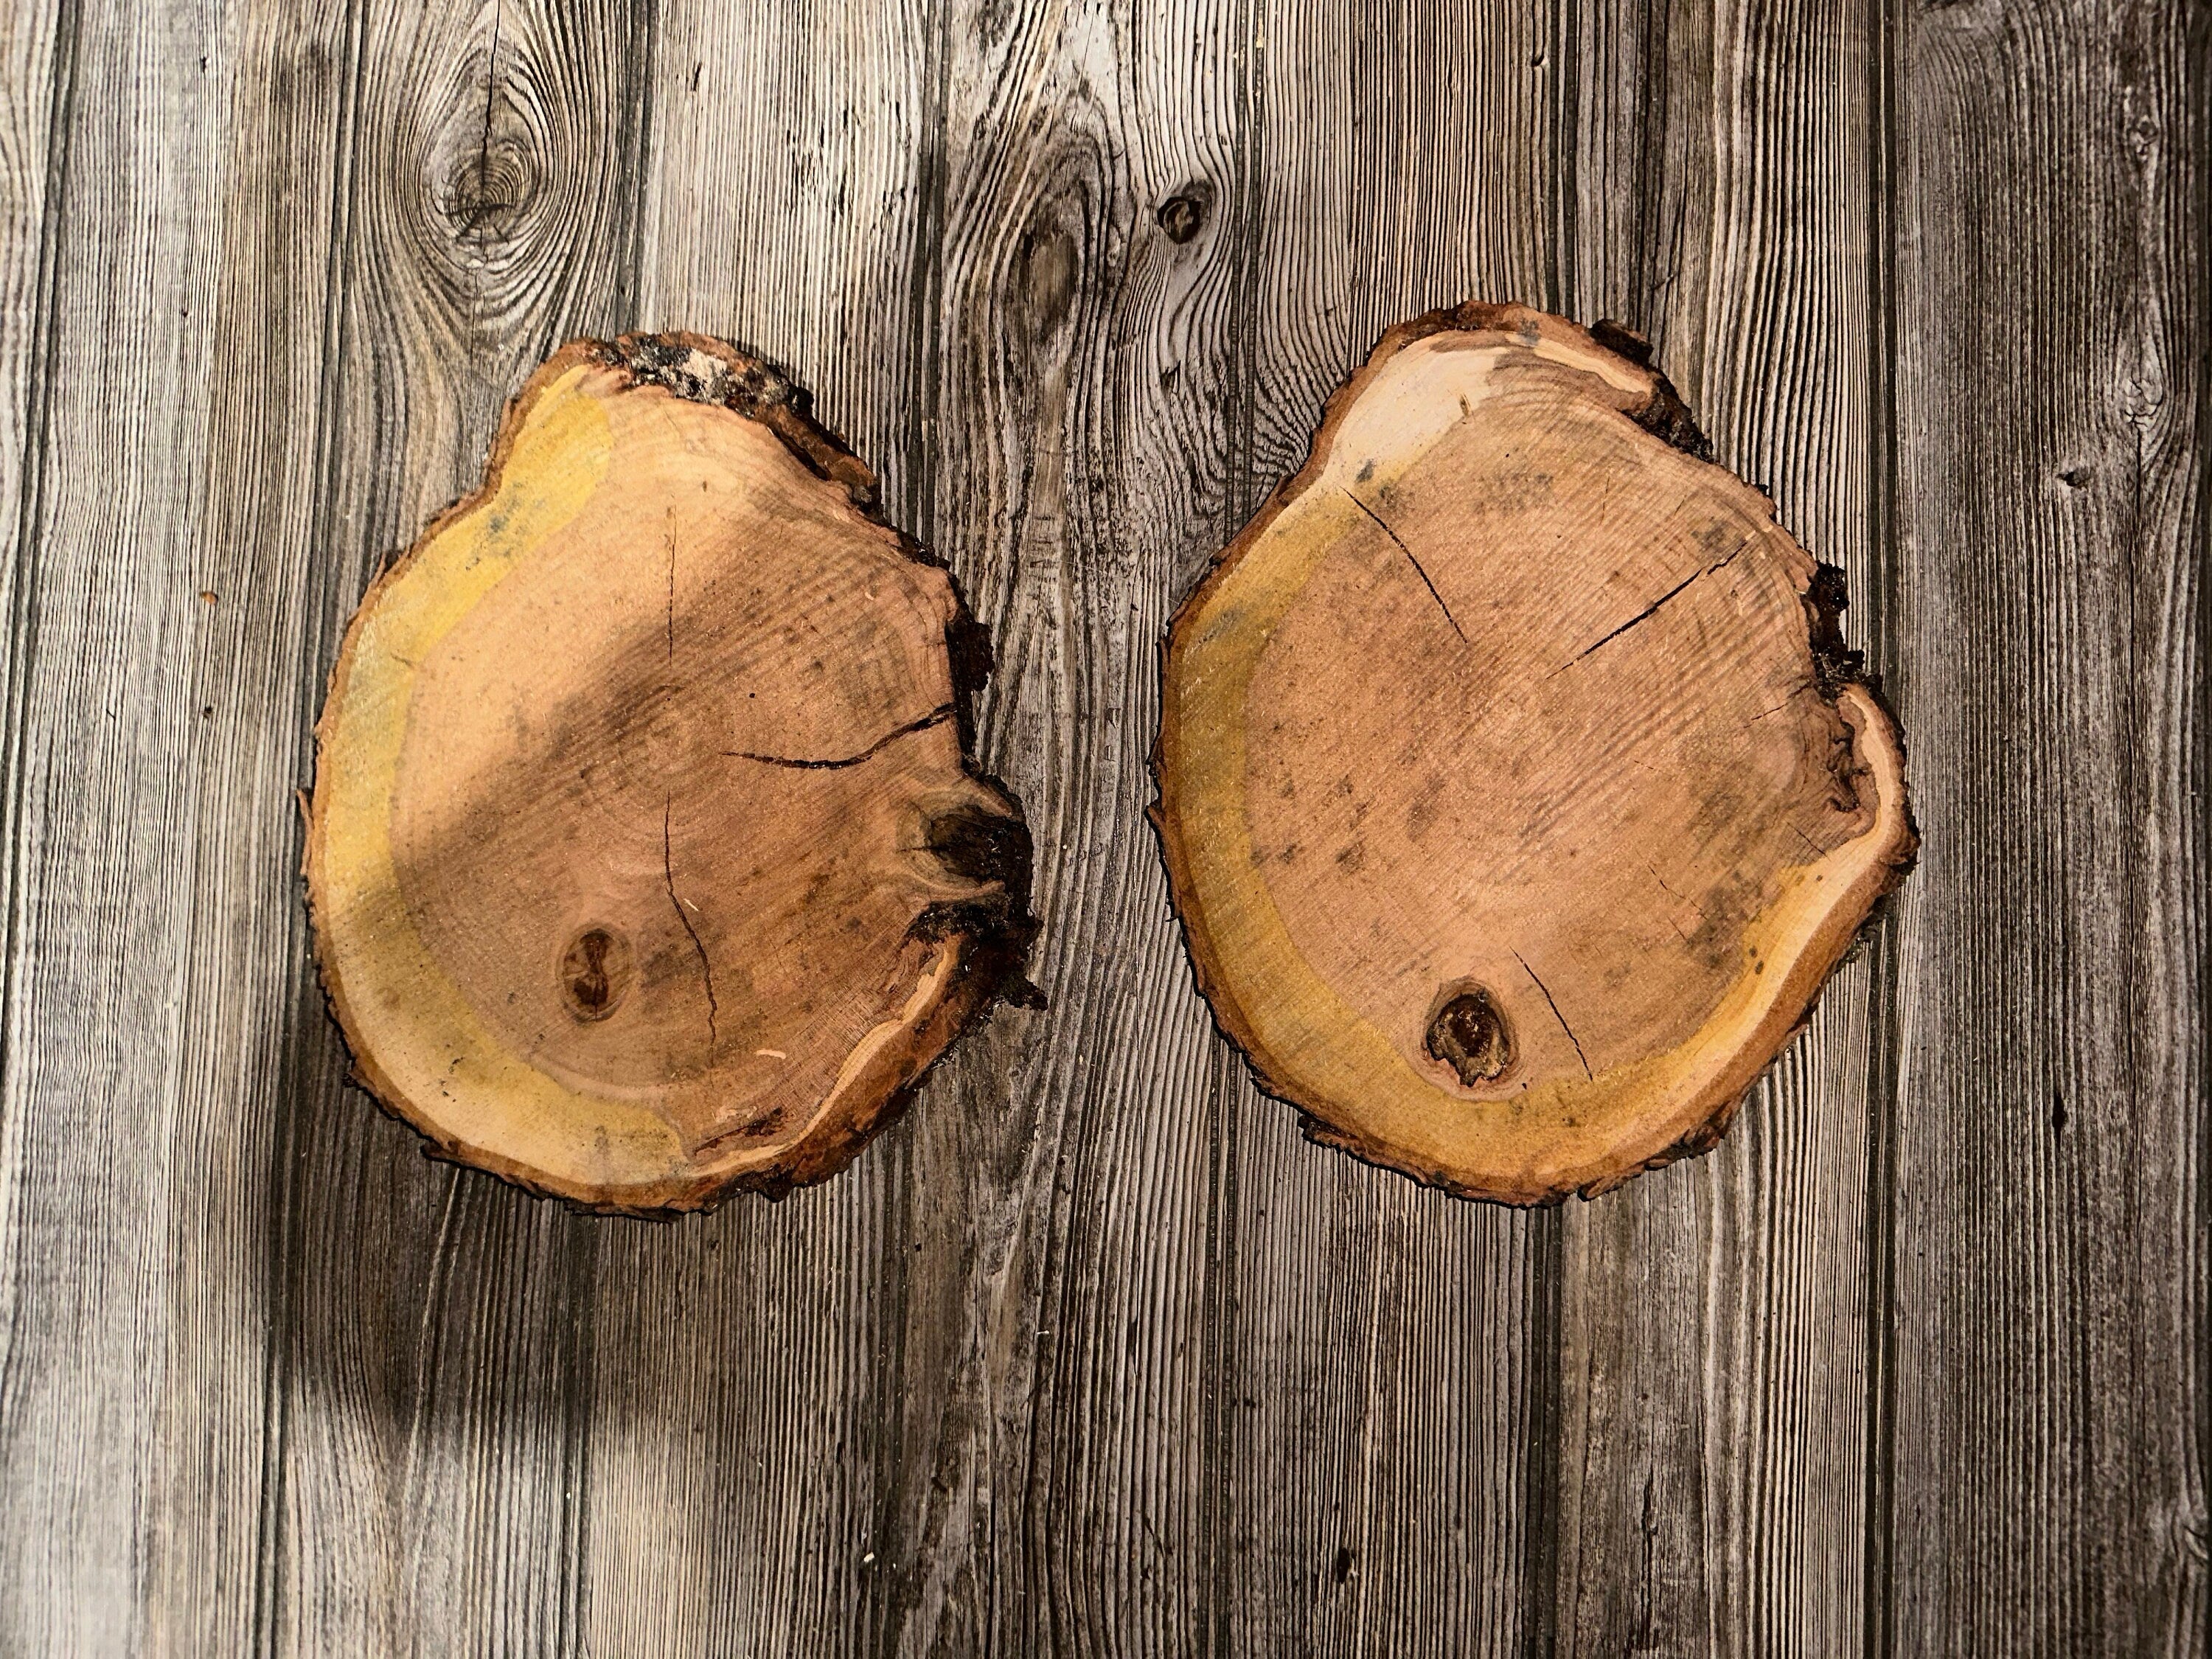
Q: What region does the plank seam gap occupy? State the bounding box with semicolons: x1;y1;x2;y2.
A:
251;0;375;1644
1858;0;1903;1655
2195;0;2212;1630
1198;1;1265;1647
1520;7;1580;1654
0;0;84;1435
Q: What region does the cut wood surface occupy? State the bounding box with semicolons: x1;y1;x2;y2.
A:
310;333;1031;1211
1158;303;1913;1203
0;2;2200;1655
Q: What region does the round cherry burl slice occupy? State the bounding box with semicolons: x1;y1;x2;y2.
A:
1154;304;1915;1203
307;333;1034;1214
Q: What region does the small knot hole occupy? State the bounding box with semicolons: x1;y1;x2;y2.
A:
1156;182;1214;244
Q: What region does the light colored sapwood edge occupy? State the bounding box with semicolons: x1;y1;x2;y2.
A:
303;334;1035;1217
1152;301;1919;1206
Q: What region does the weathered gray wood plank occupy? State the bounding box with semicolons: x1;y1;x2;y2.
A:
252;4;653;1652
0;0;65;925
577;2;934;1652
1885;1;2205;1652
892;1;1255;1649
1550;3;1891;1654
142;7;366;1652
0;0;68;1478
0;4;234;1650
1225;5;1559;1654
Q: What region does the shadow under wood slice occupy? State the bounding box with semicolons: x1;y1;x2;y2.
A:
1152;303;1916;1205
305;334;1035;1217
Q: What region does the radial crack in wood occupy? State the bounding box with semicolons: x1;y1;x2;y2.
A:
1153;303;1916;1204
306;333;1036;1215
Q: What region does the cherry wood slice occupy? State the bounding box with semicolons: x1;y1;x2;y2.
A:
1154;304;1915;1204
307;334;1034;1215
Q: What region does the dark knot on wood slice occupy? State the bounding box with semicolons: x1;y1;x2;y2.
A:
1425;986;1514;1088
558;927;630;1023
1152;302;1917;1204
305;332;1034;1215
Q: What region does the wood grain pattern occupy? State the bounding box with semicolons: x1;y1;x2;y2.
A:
0;1;2202;1654
1549;4;1896;1655
305;330;1029;1213
1230;10;1557;1653
1153;302;1912;1205
247;4;653;1651
0;4;237;1649
898;3;1253;1646
1885;2;2206;1653
0;0;66;1509
582;4;936;1650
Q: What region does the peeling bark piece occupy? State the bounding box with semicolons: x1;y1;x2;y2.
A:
1153;304;1915;1203
307;333;1034;1215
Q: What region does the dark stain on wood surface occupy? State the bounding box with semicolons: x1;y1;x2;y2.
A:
0;1;2202;1655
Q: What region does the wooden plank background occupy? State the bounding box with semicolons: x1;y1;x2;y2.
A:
0;1;2201;1653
